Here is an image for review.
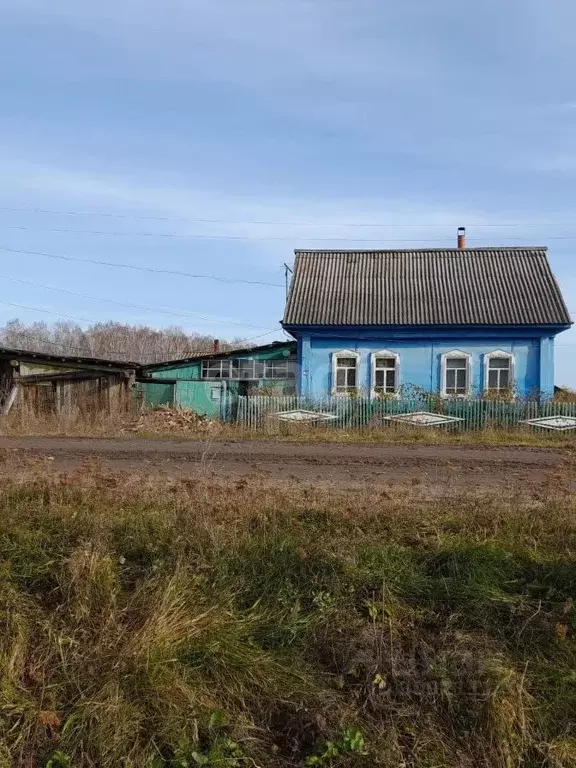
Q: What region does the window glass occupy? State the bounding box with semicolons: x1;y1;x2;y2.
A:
376;357;396;369
374;356;397;393
237;361;255;379
487;356;511;391
335;355;358;393
203;361;224;378
445;357;468;395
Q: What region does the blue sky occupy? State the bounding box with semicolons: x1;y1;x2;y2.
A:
1;0;576;383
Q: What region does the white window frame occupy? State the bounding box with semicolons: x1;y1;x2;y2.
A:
202;359;230;379
441;350;472;398
484;350;514;393
332;350;361;395
370;350;400;398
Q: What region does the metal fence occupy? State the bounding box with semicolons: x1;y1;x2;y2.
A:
235;395;576;433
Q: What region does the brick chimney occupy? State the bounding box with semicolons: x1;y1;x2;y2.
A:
457;227;466;250
213;339;220;354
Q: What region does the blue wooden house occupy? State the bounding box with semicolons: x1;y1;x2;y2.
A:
282;237;572;399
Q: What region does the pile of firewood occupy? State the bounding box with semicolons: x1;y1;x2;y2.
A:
124;405;218;434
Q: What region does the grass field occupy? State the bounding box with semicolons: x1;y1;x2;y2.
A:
1;408;576;449
1;467;576;767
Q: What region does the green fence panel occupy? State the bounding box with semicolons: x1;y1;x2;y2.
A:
138;381;175;408
233;396;576;434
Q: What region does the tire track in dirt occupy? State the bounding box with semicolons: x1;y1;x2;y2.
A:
0;437;573;495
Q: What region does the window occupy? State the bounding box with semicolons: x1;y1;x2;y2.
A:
202;357;296;381
445;358;468;395
203;359;235;379
485;351;514;393
237;360;256;379
265;360;295;379
202;360;228;379
332;351;360;394
441;351;471;397
371;351;399;396
336;357;357;393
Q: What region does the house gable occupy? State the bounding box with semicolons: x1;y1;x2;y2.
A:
283;248;572;328
282;246;571;399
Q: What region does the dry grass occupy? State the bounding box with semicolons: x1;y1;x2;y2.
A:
2;407;576;449
554;388;576;403
1;465;576;767
0;409;129;438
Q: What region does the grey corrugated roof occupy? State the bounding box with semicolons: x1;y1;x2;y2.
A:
282;248;572;327
142;341;295;371
0;346;139;369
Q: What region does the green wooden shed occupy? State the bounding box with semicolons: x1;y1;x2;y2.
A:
138;341;296;417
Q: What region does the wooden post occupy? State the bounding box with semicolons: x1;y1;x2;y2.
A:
56;380;73;415
1;385;18;415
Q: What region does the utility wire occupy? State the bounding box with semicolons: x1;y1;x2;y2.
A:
0;224;561;243
234;328;284;344
0;274;270;330
0;299;96;324
5;223;576;244
0;326;284;360
0;296;284;353
0;334;135;360
0;245;284;287
0;298;283;358
4;205;576;229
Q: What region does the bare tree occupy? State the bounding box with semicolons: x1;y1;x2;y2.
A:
0;319;238;363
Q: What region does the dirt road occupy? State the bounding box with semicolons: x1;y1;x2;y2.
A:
0;436;572;494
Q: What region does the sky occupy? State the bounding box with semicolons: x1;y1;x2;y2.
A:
1;0;576;383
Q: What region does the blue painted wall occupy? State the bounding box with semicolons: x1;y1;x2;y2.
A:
287;326;564;399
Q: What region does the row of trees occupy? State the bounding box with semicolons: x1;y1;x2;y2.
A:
0;319;241;363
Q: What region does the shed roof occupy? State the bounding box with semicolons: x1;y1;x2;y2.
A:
282;248;572;327
142;341;295;372
0;346;139;371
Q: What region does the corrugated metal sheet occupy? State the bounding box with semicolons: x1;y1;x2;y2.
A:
143;341;295;371
282;248;572;327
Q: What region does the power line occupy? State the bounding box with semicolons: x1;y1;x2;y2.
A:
0;297;283;357
1;224;454;242
4;205;576;229
0;334;134;360
0;297;283;343
0;326;284;360
6;223;576;244
234;328;284;344
0;206;175;222
0;245;284;287
0;299;96;324
0;274;270;330
0;224;547;242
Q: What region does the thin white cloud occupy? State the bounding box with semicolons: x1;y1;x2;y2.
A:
0;158;496;240
3;0;438;87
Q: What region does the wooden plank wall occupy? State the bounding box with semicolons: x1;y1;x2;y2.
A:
19;374;133;416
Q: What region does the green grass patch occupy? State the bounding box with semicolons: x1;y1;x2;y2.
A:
0;478;576;766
